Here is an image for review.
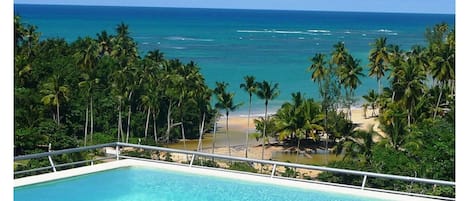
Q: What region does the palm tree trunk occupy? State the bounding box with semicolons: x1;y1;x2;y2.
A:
245;97;252;158
181;120;187;150
118;100;122;142
153;110;158;144
145;106;151;139
212;121;217;154
296;135;301;163
126;91;133;143
84;104;89;146
408;108;412;127
166;102;172;143
56;97;60;125
261;102;267;160
225;111;231;156
197;112;206;152
434;84;443;119
378;78;381;95
126;104;131;143
90;97;94;144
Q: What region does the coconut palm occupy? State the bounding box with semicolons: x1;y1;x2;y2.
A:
239;75;257;158
96;30;112;56
255;81;280;160
331;42;349;67
160;59;185;143
368;37;389;94
75;37;100;145
40;74;70;126
110;69;127;141
430;32;455;118
214;81;242;156
379;103;408;150
308;53;328;92
362;89;379;117
337;55;364;120
336;126;381;164
396;58;426;126
111;22;138;67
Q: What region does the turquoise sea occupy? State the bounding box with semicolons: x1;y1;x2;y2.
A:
14;4;455;115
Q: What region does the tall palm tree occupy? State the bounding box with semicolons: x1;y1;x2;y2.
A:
239;75;257;158
308;53;328;92
111;69;127;141
331;42;349;68
368;37;389;94
40;74;70;126
430;33;455;118
338;55;364;120
399;58;426;126
196;86;212;152
111;22;138;68
255;81;280;160
75;37;100;145
215;82;242;156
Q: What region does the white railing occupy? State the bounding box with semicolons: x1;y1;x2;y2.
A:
14;142;455;200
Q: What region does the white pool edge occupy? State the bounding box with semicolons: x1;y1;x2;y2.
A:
14;159;439;201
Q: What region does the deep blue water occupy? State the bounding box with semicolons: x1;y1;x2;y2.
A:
14;4;455;115
14;167;389;201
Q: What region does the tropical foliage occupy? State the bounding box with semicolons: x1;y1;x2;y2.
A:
14;16;454;197
14;17;216;155
313;23;455;197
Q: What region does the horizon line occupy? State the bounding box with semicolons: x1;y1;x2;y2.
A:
14;3;455;15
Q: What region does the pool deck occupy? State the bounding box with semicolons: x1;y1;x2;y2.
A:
14;159;441;201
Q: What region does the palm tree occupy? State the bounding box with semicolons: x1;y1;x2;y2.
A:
75;37;100;145
336;126;381;164
96;30;112;56
430;33;455;118
239;75;257;158
403;59;426;126
111;69;127;141
308;53;328;92
362;89;379;117
161;60;185;143
196;86;213;152
275;94;323;162
337;55;364;120
255;81;280;160
379;103;408;150
331;42;349;67
214;82;242;156
368;37;389;94
40;74;70;126
111;22;138;68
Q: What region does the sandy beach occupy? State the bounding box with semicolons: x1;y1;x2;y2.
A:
202;107;384;159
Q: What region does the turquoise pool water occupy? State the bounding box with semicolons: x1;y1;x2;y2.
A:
15;167;387;201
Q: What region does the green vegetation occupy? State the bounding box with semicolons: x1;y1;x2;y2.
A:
15;16;217;156
312;23;455;197
228;162;258;173
14;15;454;197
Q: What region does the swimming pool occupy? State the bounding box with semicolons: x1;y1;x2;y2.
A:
13;160;433;201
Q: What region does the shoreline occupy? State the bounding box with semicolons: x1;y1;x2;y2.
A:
217;107;382;134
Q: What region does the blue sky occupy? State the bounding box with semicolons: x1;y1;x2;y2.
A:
14;0;455;14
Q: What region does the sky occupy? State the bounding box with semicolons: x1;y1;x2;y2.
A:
14;0;455;14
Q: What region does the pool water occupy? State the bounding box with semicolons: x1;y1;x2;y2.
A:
15;167;387;201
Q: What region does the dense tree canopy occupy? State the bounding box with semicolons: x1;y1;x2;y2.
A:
14;16;216;155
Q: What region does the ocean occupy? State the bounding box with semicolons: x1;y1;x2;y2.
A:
14;4;455;116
